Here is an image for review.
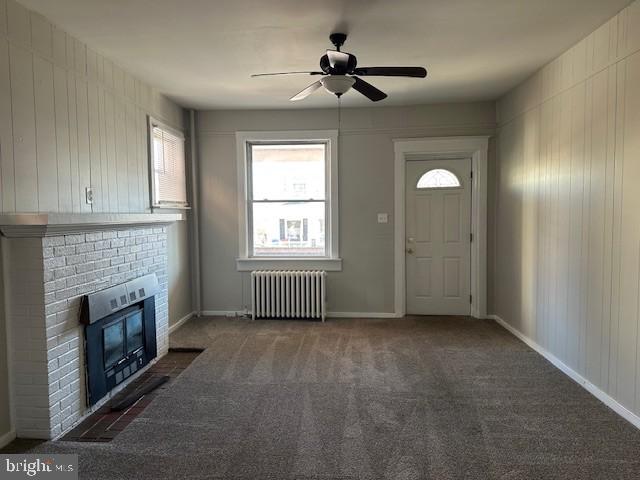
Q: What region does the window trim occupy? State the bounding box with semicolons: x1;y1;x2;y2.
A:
148;116;189;209
235;130;341;271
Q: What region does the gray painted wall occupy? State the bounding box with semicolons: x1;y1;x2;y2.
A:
0;241;10;441
494;0;640;418
197;103;496;314
168;217;193;325
0;0;192;442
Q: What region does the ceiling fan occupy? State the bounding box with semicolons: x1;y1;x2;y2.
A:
251;33;427;102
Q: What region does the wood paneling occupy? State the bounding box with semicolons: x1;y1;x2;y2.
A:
495;0;640;418
0;37;14;212
0;1;184;214
34;55;58;211
9;43;37;212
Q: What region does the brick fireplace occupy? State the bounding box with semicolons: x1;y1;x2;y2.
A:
0;214;179;439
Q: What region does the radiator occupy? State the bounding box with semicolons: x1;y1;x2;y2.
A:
251;270;326;321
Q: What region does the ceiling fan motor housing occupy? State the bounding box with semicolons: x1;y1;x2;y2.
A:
320;53;357;74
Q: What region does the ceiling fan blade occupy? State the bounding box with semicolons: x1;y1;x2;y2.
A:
327;50;350;70
352;77;387;102
290;81;322;101
251;71;323;77
353;67;427;78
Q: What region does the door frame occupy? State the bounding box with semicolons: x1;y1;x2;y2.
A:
393;136;489;319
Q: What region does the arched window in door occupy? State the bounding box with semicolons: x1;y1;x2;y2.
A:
416;168;461;189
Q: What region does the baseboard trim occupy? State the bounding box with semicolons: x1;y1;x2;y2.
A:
327;312;399;318
200;310;399;319
490;314;640;430
201;310;248;318
0;429;16;449
169;311;196;334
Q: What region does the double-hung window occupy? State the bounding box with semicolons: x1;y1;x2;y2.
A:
236;131;341;271
149;117;188;208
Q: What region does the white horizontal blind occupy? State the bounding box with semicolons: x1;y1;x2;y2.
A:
151;123;187;206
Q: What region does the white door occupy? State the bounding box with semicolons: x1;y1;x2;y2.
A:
406;159;472;315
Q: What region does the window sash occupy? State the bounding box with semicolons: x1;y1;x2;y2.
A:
247;141;330;258
149;118;188;207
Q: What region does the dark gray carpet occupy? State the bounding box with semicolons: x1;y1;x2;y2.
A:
23;316;640;479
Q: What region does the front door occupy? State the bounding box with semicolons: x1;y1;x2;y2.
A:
405;159;472;315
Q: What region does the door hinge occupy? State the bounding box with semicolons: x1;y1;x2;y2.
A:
470;233;473;243
470;170;473;179
469;295;473;304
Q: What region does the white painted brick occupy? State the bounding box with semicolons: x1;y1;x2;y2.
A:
111;256;125;266
47;343;69;361
66;253;87;266
86;251;103;261
54;265;76;279
44;257;66;270
55;286;78;301
110;238;125;248
58;368;79;388
54;245;76;257
66;274;87;287
95;258;110;269
85;232;103;241
75;262;95;274
76;242;95;253
64;234;85;245
43;237;65;247
94;240;109;250
44;300;68;316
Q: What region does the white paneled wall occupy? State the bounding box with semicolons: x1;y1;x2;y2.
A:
495;0;640;419
0;0;184;214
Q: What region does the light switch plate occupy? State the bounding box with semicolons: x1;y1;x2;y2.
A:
85;187;94;205
377;213;388;224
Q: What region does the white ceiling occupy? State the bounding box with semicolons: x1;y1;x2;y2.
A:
18;0;632;109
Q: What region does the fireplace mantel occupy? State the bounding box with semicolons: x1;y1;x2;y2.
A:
0;213;183;237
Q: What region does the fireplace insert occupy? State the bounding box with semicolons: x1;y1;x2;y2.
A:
81;274;159;406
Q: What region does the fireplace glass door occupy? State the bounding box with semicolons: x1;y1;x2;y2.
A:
103;321;125;369
126;311;144;354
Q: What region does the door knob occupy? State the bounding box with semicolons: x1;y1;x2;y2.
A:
406;248;414;254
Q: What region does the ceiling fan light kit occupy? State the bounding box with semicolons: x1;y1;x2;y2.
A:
321;75;355;96
252;33;427;103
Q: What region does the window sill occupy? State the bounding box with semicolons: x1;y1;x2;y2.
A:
236;257;342;272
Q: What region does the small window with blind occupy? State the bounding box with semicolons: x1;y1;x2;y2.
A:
149;118;188;208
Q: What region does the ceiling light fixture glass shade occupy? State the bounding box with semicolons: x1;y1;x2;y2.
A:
321;75;355;96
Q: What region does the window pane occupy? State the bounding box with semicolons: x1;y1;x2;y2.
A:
416;169;461;188
251;144;325;200
252;202;325;256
